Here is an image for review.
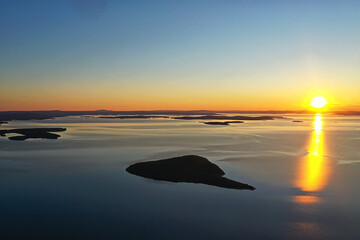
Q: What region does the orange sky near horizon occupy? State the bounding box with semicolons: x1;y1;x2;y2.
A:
1;84;358;112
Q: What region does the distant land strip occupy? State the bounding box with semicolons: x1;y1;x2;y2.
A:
0;110;359;122
99;115;169;119
174;115;276;120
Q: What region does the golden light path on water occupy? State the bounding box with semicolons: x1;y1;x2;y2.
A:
294;113;331;204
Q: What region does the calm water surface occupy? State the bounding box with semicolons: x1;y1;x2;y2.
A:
0;114;359;239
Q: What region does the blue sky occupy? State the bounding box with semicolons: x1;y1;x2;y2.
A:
1;0;360;110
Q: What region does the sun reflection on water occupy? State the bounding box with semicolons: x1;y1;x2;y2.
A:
295;113;331;204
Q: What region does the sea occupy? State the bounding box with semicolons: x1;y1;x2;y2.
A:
0;114;359;239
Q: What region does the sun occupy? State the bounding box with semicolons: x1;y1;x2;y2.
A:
310;96;327;108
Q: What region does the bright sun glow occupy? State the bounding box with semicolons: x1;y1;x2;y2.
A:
310;96;327;108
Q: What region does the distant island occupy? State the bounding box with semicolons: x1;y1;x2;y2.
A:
0;121;7;126
0;128;66;141
126;155;255;190
203;121;244;125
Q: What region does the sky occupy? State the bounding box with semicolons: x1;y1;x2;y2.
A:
1;0;360;111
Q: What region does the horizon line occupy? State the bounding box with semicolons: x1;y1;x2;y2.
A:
0;109;359;113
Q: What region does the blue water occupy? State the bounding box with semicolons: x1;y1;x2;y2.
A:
0;115;359;239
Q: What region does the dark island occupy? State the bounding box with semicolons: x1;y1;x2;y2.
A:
126;155;255;190
203;121;244;125
204;122;230;125
0;121;7;126
0;128;66;141
292;120;303;123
